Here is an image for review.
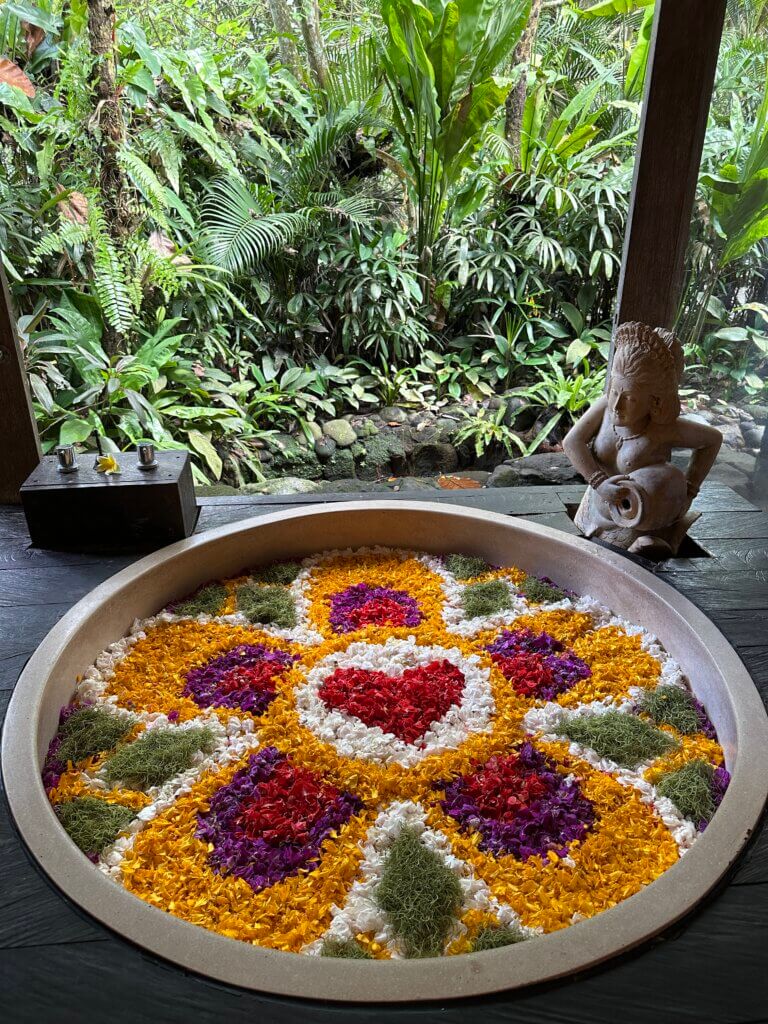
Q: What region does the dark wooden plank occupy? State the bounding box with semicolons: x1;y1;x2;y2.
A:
656;570;768;614
0;883;765;1024
689;511;768;540
614;0;727;329
0;560;135;609
688;538;768;571
197;488;565;514
0;603;72;685
0;270;41;504
695;609;768;650
519;512;580;536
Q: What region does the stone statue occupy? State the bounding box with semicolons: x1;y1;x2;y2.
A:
563;321;722;559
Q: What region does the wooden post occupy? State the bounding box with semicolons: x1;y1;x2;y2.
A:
614;0;727;330
0;267;41;504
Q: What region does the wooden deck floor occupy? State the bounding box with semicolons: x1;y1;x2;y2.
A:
1;484;766;1024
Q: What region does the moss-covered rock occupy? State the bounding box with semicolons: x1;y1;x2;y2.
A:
323;447;356;480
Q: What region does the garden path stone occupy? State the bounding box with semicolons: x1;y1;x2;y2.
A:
499;452;581;486
323;419;357;447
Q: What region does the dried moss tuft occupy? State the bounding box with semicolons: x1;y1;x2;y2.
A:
444;554;492;581
471;925;527;951
103;727;215;790
320;937;373;959
461;579;511;619
56;707;133;766
56;797;135;855
656;760;716;823
637;685;702;735
559;711;677;768
175;583;227;617
519;576;565;604
236;583;296;628
251;561;303;585
375;826;463;958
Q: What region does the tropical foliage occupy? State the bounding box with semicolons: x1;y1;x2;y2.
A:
0;0;766;483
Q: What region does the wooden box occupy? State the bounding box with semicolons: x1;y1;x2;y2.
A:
20;451;198;550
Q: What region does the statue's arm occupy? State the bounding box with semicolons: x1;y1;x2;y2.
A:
672;417;723;498
563;397;609;485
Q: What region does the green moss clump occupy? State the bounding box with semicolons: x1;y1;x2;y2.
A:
520;576;565;604
251;561;302;585
637;685;702;735
56;797;135;855
444;554;492;581
320;937;373;959
461;579;511;619
471;925;527;951
657;760;715;823
56;707;133;766
103;727;215;790
175;583;227;617
375;826;463;958
236;583;296;628
559;711;677;768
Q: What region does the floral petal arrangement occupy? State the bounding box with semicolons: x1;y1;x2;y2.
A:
43;548;729;959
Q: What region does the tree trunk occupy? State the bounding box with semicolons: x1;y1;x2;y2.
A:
87;0;131;354
299;0;328;89
504;0;543;167
267;0;302;79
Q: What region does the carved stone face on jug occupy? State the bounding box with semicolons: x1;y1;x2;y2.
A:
563;322;722;560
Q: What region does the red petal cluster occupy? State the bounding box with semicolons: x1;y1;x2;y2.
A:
491;652;555;698
217;662;282;697
319;659;465;744
459;750;550;823
345;596;412;630
236;760;345;846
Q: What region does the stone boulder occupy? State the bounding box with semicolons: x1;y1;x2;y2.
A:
322;418;357;447
496;451;581;486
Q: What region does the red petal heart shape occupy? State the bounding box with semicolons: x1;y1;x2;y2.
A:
318;659;465;744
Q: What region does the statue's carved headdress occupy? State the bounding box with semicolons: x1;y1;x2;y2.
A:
612;321;683;423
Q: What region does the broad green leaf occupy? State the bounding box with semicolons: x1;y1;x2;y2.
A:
187;429;223;479
580;0;653;16
427;1;458;112
625;5;654;98
566;338;592;365
59;418;92;444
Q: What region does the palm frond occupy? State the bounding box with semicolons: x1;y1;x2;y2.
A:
201;177;313;273
324;36;384;113
284;107;366;205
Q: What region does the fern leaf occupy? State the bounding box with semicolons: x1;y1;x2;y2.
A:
118;147;170;215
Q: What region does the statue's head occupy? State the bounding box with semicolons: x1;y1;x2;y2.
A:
608;322;683;428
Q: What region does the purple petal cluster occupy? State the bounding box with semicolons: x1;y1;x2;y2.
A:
691;694;717;740
328;583;423;633
439;742;596;862
487;629;591;701
183;643;294;714
196;747;362;892
487;628;564;659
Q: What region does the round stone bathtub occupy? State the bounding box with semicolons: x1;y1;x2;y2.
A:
3;501;767;1002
